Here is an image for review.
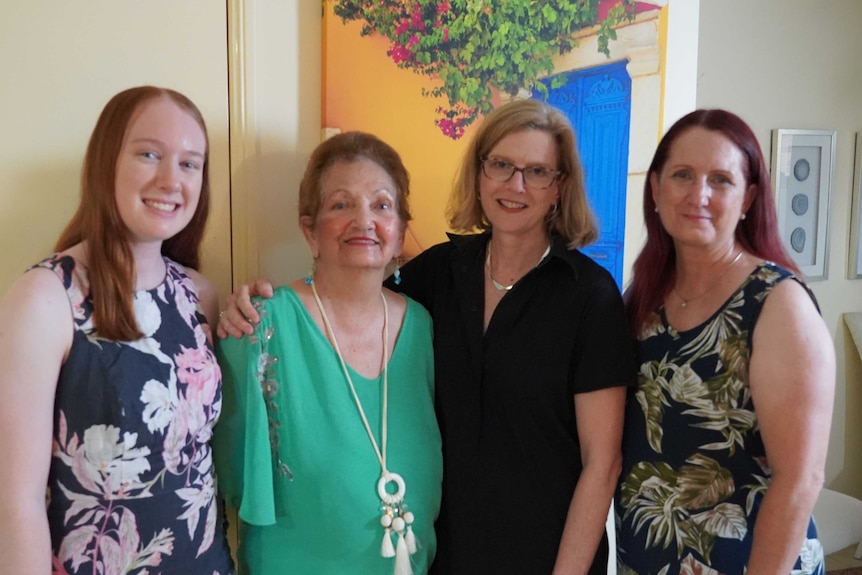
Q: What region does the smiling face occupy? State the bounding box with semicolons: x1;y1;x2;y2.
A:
652;126;754;252
478;129;560;240
114;96;207;249
302;158;404;274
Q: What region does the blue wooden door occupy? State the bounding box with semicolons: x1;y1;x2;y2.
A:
534;60;631;289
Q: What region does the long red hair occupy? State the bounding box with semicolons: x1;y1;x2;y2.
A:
626;109;798;334
55;86;210;341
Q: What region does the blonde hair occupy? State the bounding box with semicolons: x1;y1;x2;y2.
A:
446;99;597;248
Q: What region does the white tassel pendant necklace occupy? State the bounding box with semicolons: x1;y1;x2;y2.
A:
312;283;417;575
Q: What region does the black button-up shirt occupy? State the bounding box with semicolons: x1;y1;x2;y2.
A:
388;232;636;574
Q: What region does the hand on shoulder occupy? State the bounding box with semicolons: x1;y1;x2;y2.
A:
217;277;274;339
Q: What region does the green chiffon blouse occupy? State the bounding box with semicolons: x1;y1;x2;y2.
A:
214;287;442;574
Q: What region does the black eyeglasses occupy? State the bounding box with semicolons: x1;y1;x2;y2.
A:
480;157;562;189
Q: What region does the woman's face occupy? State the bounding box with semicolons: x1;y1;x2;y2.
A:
652;127;753;252
114;97;206;247
478;129;560;240
302;158;404;273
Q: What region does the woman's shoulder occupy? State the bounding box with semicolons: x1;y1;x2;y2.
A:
551;245;621;296
250;284;305;323
26;250;89;301
30;251;77;277
401;291;432;324
414;233;485;261
752;261;818;309
754;260;795;280
169;262;218;323
15;255;74;300
1;254;75;350
748;261;812;299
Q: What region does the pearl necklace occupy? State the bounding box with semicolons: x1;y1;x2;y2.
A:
310;283;417;575
486;243;551;291
673;250;744;308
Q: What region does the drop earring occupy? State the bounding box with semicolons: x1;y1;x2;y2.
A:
393;258;402;286
305;259;316;285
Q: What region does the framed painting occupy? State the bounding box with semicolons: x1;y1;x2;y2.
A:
770;129;836;281
322;1;667;288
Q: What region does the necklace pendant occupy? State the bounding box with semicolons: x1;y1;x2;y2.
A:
490;277;514;291
377;471;406;506
377;471;418;561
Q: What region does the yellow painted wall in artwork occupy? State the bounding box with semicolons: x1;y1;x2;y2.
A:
323;4;473;256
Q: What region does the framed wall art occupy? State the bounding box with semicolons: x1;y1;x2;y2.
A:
849;133;862;279
771;129;836;281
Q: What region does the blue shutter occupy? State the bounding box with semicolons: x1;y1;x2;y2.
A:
534;60;631;289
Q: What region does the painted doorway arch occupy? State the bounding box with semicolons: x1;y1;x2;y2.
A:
535;60;632;289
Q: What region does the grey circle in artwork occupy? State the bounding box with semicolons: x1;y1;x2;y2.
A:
791;193;809;215
790;227;806;253
793;158;810;181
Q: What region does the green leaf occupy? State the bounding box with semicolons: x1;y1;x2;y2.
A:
676;453;735;510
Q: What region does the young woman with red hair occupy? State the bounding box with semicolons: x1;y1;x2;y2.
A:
0;86;233;574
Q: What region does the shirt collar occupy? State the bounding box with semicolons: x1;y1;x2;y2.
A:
447;231;583;281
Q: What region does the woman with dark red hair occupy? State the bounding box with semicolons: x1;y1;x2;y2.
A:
616;109;834;574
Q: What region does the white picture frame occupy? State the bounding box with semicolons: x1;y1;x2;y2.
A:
849;133;862;279
771;129;836;281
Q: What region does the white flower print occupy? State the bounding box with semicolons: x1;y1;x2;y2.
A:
141;379;175;433
83;426;152;493
176;473;218;553
133;291;163;338
54;422;152;497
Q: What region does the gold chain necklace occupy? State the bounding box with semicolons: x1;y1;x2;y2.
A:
310;283;418;574
486;242;551;291
673;250;744;308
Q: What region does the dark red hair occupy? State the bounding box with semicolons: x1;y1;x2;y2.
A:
55;86;210;341
626;109;798;334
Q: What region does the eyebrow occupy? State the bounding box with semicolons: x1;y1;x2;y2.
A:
130;137;206;159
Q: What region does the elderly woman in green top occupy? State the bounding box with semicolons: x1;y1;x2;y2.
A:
214;132;442;575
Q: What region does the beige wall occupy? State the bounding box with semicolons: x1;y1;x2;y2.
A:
0;1;231;299
227;0;322;288
697;0;862;499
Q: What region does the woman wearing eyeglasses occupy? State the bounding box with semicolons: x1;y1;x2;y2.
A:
218;99;635;574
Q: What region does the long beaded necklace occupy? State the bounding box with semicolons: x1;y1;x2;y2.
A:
310;282;417;575
673;250;744;308
486;242;551;291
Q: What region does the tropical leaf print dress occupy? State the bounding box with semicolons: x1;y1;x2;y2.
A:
38;255;233;575
615;263;825;575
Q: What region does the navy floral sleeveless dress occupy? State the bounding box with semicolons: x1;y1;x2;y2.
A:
616;262;825;575
37;254;233;575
